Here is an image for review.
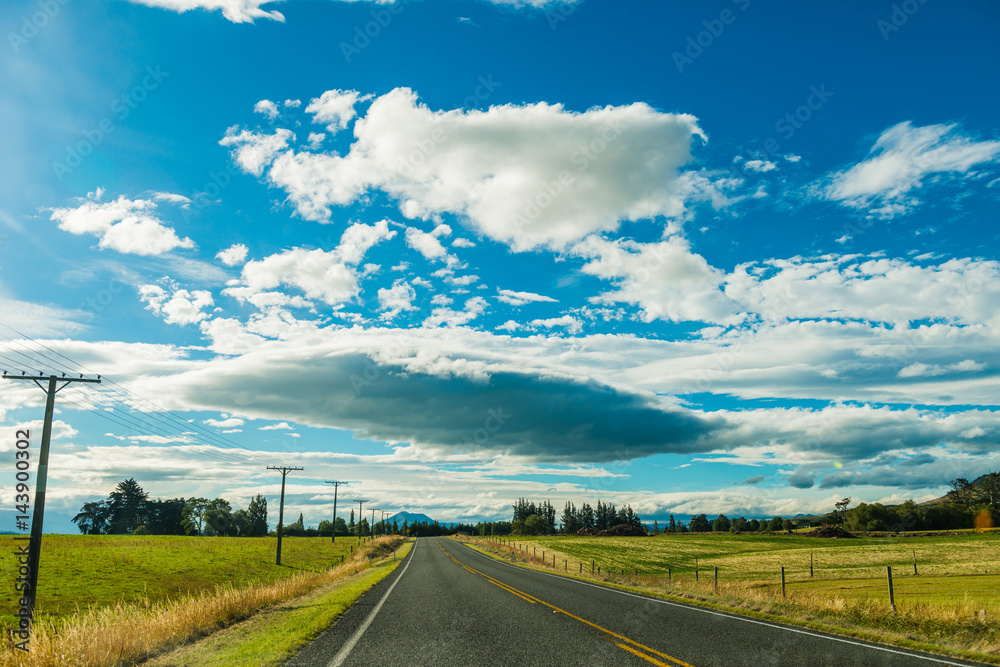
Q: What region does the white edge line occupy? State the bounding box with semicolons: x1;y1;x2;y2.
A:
453;540;979;667
326;538;417;667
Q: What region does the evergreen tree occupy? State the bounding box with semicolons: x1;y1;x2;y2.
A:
580;503;595;530
247;494;268;537
668;514;676;533
108;478;149;534
561;501;579;534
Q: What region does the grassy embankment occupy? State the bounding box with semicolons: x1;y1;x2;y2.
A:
0;534;406;667
461;532;1000;664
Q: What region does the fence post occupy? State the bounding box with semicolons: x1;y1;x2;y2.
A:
565;559;567;571
810;553;814;577
714;566;718;591
781;566;786;598
668;565;671;584
912;550;918;576
887;566;896;612
579;562;582;573
592;560;595;574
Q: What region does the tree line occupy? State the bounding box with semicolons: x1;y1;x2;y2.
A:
510;498;644;535
72;478;269;537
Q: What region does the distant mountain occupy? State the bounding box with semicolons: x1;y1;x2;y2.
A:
0;509;79;534
388;511;436;525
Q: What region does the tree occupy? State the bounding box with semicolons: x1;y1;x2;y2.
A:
147;498;186;535
524;514;547;535
652;520;660;535
246;494;268;537
72;501;111;535
831;498;852;525
108;478;149;534
349;510;355;535
203;498;234;536
579;503;595;530
182;498;210;536
712;514;731;532
668;515;676;533
689;514;711;532
768;516;784;531
561;501;580;534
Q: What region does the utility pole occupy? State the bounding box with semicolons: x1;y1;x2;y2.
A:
324;481;349;543
3;371;101;633
370;507;378;539
352;499;368;540
268;466;303;565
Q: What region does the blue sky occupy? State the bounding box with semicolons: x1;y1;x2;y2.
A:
1;0;999;529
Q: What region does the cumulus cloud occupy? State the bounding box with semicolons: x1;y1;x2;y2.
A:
378;279;418;320
576;235;738;325
822;121;1000;217
49;191;195;256
305;89;371;132
424;296;488;328
216;243;249;266
253;99;280;119
404;224;458;266
496;289;558;307
219;127;293;177
139;283;215;325
225;87;707;251
529;315;583;335
123;0;285;22
228;219;395;306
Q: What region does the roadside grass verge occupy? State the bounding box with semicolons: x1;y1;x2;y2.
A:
0;536;406;667
0;534;369;626
144;540;413;667
456;535;1000;665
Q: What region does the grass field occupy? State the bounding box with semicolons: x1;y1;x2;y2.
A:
0;535;405;667
0;534;367;626
465;532;1000;664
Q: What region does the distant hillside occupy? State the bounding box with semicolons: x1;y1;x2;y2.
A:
388;511;436;525
0;509;79;534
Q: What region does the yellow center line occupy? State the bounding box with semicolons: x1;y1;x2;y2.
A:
437;540;696;667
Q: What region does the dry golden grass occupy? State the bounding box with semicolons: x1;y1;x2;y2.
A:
0;536;405;667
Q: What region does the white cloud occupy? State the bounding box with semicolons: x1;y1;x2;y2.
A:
424;296;488;328
219;127;293;177
378;279;418;320
898;360;985;378
404;224;458;266
744;159;776;172
496;289;557;306
284;99;301;108
823;121;1000;216
725;255;1000;326
124;0;284;22
227;87;707;251
259;422;293;430
576;235;738;325
49;192;195;256
216;243;249;266
529;315;583;335
204;416;245;428
152;192;192;207
305;89;371;132
307;132;326;149
253;99;279;119
451;238;476;248
231;219;395;306
139;283;215;325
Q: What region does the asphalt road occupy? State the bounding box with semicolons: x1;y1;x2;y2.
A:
284;537;986;667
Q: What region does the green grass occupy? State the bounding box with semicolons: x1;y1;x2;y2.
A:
145;541;414;667
0;534;369;626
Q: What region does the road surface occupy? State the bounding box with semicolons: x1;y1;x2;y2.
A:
284;536;985;667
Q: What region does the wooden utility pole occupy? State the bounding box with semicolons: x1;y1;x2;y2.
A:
268;466;303;565
324;481;349;543
352;499;369;540
3;372;101;634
